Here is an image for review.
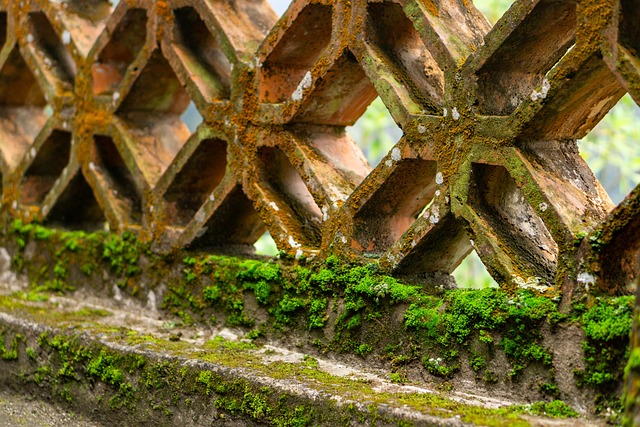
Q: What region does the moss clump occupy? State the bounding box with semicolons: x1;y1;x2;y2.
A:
573;296;634;413
407;288;559;379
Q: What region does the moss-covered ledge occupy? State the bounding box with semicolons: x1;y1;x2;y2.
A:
0;220;633;423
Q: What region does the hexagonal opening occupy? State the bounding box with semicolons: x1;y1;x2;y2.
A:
172;6;231;101
353;159;438;255
91;135;142;224
188;185;266;254
45;170;106;232
92;8;147;95
578;94;640;205
20;130;71;205
365;2;444;114
469;163;558;281
163;138;228;226
0;46;48;172
26;12;77;86
475;0;576;115
116;49;193;187
259;4;333;103
291;50;378;126
259;146;323;245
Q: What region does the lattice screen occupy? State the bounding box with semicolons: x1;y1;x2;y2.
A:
0;0;638;298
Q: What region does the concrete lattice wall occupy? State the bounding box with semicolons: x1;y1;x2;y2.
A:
0;1;638;302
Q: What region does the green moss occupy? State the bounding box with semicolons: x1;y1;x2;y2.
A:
574;296;634;412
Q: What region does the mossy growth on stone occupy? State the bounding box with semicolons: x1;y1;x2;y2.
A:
0;221;635;420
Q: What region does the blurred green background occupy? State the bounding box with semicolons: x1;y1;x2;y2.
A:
175;0;639;289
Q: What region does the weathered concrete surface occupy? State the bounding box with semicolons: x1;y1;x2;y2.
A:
0;280;606;427
0;390;101;427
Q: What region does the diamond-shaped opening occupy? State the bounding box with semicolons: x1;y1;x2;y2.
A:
291;50;378;125
92;8;147;95
475;0;576;115
91;135;143;224
469;163;558;281
365;2;444;114
172;6;231;101
259;4;333;103
348;97;402;167
0;46;48;171
259;146;323;244
116;49;192;186
26;12;77;86
353;159;438;255
620;0;640;54
163;138;227;226
578;94;640;205
452;249;499;289
20;130;71;205
45;170;106;231
181;101;203;133
188;185;267;254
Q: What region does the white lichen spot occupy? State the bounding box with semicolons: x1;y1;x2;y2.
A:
269;201;279;211
435;189;440;197
11;201;17;210
295;249;304;260
511;275;549;292
288;235;301;248
417;124;426;133
26;34;34;43
149;205;154;213
577;272;595;292
113;92;120;102
385;159;393;167
445;196;449;203
195;210;205;223
451;107;460;120
209;194;215;202
470;239;475;247
411;240;417;248
147;290;157;311
429;205;440;224
435;172;444;185
322;205;329;222
89;161;96;171
538;202;548;212
30;147;36;158
530;78;550;101
443;108;448;117
390;147;401;161
291;71;312;101
340;234;347;244
230;63;234;72
61;30;71;45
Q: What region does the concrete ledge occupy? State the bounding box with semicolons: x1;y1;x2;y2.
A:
0;291;603;427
